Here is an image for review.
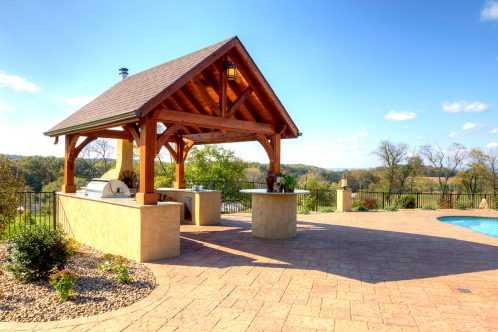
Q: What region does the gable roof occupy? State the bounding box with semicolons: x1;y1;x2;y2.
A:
45;36;299;138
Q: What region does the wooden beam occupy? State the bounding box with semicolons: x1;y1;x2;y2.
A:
220;56;228;117
72;136;97;159
136;116;158;205
256;135;275;165
183;140;194;159
175;136;185;189
184;131;257;145
226;86;253;118
230;48;299;137
163;142;178;162
79;129;132;140
62;134;79;193
154;110;275;135
123;124;140;144
271;134;281;174
156;124;185;154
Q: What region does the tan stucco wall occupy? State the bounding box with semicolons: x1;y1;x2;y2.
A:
101;139;134;180
251;193;297;239
57;194;181;262
156;189;221;226
336;189;352;212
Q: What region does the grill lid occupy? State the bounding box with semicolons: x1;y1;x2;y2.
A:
85;179;130;198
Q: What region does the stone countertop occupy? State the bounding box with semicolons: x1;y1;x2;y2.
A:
240;189;310;195
156;188;220;193
57;192;182;209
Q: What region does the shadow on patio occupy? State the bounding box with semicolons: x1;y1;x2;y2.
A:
156;217;498;284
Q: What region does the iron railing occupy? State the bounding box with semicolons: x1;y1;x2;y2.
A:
354;191;497;209
0;192;56;239
187;180;337;213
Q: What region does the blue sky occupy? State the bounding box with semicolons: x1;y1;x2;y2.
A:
1;1;497;168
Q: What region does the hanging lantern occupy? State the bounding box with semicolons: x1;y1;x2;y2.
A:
225;61;237;81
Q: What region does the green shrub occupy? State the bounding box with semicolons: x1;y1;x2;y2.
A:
455;201;471;210
114;264;131;284
422;204;436;210
49;269;77;302
385;205;399;212
361;198;378;210
5;226;71;281
318;207;335;213
303;196;316;212
98;254;129;272
399;196;416;209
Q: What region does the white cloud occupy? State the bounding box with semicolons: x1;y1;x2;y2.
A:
0;71;40;93
487;142;498;148
481;1;498;21
490;128;498;134
448;131;458;138
0;101;13;113
462;122;478;130
56;96;94;108
442;101;489;113
384;111;417;121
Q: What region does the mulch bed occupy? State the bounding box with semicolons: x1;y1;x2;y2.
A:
0;244;156;322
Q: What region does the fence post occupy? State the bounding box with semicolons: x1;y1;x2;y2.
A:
382;192;385;209
315;190;319;212
52;192;57;230
416;193;420;208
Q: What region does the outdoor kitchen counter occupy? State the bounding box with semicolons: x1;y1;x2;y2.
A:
240;189;309;240
156;188;221;226
56;193;182;262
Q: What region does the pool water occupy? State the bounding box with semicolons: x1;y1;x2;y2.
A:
438;216;498;238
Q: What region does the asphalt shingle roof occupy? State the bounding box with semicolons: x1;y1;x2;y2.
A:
46;37;235;136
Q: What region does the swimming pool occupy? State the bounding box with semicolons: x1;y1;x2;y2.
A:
438;216;498;238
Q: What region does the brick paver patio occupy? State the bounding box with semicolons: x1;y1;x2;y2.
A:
2;209;498;332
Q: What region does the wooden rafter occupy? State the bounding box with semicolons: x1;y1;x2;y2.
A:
220;56;228;117
226;86;253;118
156;124;186;154
78;129;132;140
123;124;140;144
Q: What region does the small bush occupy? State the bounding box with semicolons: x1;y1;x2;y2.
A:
385;205;399;212
361;198;378;210
455;201;471;210
318;207;335;213
5;226;71;281
399;196;416;209
98;254;129;272
49;269;77;302
422;204;436;210
114;265;131;284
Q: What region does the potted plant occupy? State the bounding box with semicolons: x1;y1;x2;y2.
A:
282;174;296;193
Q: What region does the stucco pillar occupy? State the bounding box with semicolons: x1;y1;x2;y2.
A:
101;139;134;180
336;188;352;212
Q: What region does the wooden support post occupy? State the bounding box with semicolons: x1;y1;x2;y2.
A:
136;116;158;205
62;134;78;193
270;134;281;174
175;136;185;189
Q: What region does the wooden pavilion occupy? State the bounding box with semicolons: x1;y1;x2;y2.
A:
45;37;300;205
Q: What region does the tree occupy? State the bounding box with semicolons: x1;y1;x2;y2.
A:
420;143;466;194
185;145;247;186
375;141;408;194
399;155;423;192
0;156;25;233
487;148;498;199
86;139;115;174
457;149;489;194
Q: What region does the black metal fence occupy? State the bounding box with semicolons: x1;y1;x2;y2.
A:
354;191;497;209
188;180;337;214
0;192;56;239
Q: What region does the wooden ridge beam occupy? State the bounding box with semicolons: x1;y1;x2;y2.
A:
154;110;275;135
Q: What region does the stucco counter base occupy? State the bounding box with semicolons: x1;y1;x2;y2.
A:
242;190;299;239
57;193;181;262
